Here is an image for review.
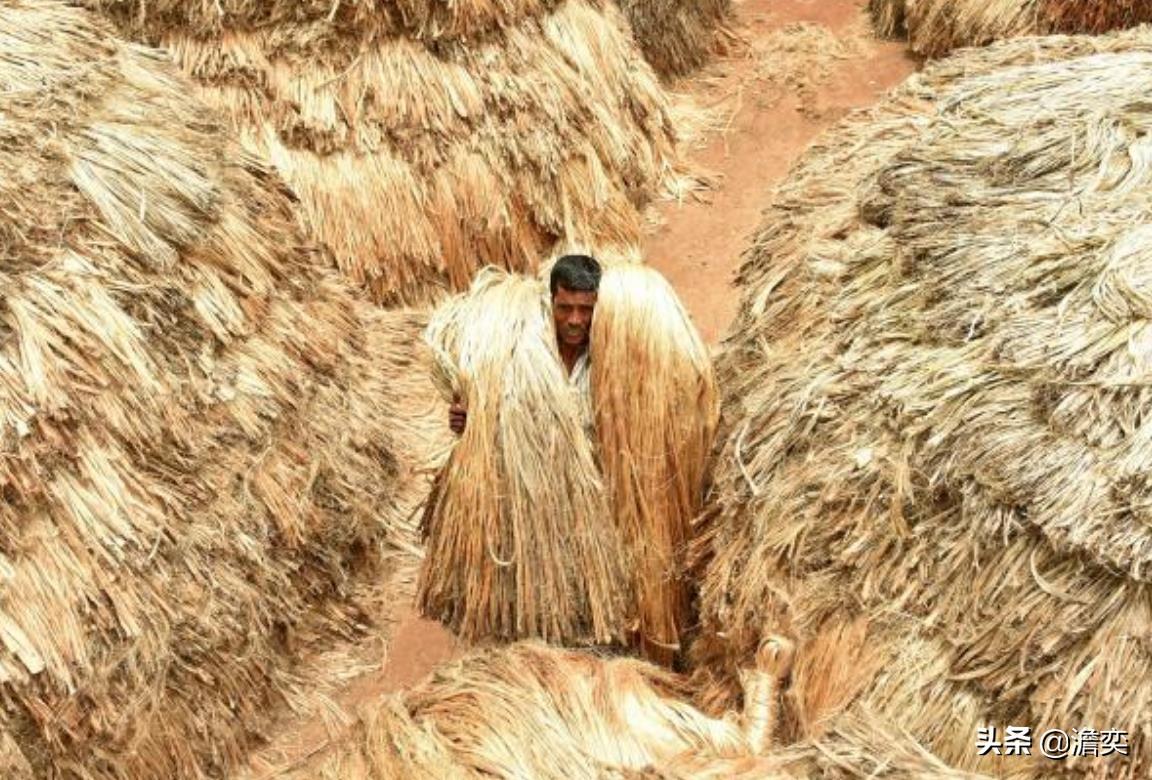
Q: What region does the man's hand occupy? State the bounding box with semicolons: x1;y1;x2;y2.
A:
449;401;467;435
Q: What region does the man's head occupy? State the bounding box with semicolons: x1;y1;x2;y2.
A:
550;254;601;350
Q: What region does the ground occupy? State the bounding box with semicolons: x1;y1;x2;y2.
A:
647;0;915;344
241;1;915;774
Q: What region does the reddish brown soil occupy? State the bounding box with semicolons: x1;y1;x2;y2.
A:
646;0;916;345
242;607;458;778
243;2;915;774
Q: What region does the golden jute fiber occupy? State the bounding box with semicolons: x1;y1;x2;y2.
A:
271;642;988;780
617;0;731;77
591;265;719;665
85;0;685;304
418;264;718;664
0;3;442;776
871;0;1152;55
696;28;1152;779
418;269;631;645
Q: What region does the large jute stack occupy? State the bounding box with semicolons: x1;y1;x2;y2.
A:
592;265;719;665
419;269;631;645
85;0;683;304
272;641;989;779
618;0;731;77
695;28;1152;778
0;3;442;777
871;0;1152;55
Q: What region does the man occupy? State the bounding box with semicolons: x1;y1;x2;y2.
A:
449;254;600;434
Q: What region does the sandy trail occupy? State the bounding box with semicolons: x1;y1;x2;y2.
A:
647;0;915;344
240;2;915;775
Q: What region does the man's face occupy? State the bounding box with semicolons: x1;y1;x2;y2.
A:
553;286;597;348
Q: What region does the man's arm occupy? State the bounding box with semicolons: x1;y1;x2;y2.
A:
449;399;467;435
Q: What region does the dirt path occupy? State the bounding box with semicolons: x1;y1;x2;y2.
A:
240;606;459;776
239;3;915;775
646;0;916;345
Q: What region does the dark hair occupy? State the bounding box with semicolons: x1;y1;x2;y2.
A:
549;254;602;296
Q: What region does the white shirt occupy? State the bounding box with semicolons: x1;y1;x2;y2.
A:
569;350;590;388
567;350;594;438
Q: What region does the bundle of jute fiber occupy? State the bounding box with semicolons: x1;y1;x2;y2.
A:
591;265;719;666
0;3;443;777
1046;0;1152;34
617;0;731;77
270;640;990;779
870;0;1152;55
80;0;566;37
419;269;631;644
868;0;1040;50
694;28;1152;778
868;0;908;39
85;0;683;305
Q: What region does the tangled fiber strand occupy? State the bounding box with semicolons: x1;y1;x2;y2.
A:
419;269;631;645
868;0;908;38
591;265;718;665
913;0;1043;54
1045;0;1152;34
696;28;1152;779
